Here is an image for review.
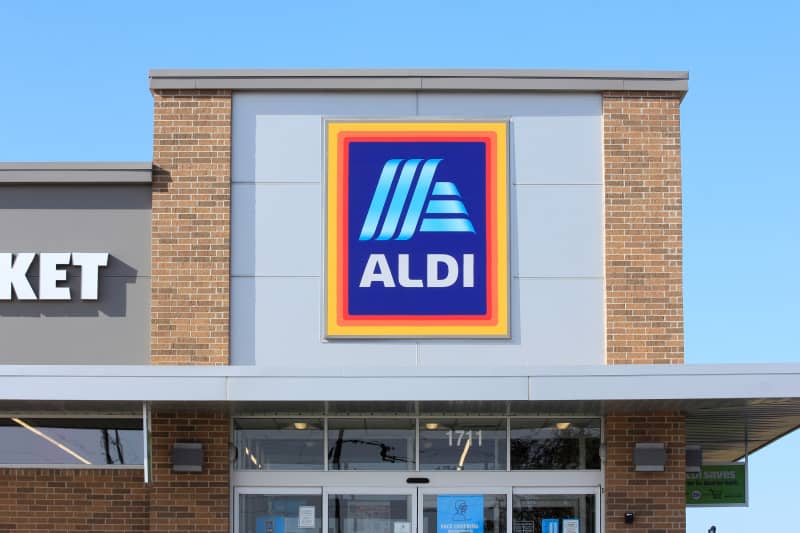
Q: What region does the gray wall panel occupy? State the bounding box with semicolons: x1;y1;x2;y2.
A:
417;92;601;117
418;279;605;366
232;93;417;182
511;115;602;185
0;184;150;364
232;91;605;368
252;115;322;182
512;185;603;278
0;185;151;275
231;183;321;277
231;277;418;367
0;278;150;364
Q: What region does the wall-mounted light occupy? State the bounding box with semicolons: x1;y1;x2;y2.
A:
634;442;666;472
172;442;203;473
424;422;440;430
293;421;309;430
555;422;572;430
686;445;702;473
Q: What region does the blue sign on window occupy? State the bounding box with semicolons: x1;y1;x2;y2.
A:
541;518;560;533
437;495;484;533
256;516;285;533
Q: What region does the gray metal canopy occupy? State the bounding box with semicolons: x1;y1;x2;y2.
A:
1;363;797;463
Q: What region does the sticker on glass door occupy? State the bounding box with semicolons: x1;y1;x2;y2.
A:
436;495;484;533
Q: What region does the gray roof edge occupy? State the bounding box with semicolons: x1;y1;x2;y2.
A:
148;68;688;92
0;362;796;379
0;162;153;184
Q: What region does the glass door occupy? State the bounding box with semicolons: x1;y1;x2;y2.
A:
326;488;416;533
237;487;323;533
236;486;599;533
419;487;510;533
512;488;599;533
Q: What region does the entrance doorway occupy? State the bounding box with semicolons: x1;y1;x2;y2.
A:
235;482;598;533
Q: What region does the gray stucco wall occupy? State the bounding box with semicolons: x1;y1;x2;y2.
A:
0;184;151;364
231;91;604;367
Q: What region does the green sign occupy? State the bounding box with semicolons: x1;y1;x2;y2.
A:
686;463;747;506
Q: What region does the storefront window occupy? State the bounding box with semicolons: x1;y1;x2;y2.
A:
510;418;600;470
328;418;415;470
0;417;143;465
419;418;507;471
234;418;324;470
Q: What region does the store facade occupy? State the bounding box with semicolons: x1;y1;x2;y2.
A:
1;70;799;533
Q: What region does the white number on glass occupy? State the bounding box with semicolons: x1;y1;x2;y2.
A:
445;429;483;447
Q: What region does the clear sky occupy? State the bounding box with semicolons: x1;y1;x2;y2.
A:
1;1;798;531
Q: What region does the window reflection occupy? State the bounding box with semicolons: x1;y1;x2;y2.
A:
235;418;324;470
420;418;507;471
510;419;600;470
328;418;415;470
0;417;143;465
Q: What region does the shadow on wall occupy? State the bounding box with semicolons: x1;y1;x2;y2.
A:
0;255;139;318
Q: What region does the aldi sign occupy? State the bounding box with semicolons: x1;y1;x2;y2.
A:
326;121;509;338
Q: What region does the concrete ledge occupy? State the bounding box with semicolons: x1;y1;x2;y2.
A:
149;68;689;94
0;162;153;184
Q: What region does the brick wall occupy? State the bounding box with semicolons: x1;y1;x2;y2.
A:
148;408;230;532
604;91;684;364
0;468;148;532
151;89;231;365
0;409;230;532
605;412;686;533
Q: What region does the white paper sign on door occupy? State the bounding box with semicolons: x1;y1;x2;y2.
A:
298;506;315;528
563;519;579;533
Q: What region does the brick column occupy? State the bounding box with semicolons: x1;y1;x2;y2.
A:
605;412;686;533
604;91;684;364
148;408;230;532
151;89;231;365
604;92;687;532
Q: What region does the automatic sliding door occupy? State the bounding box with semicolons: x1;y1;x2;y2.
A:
512;490;597;533
237;488;323;533
327;489;415;533
419;489;509;533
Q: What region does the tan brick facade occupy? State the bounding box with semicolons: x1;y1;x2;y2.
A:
605;412;686;533
604;91;685;364
151;89;232;365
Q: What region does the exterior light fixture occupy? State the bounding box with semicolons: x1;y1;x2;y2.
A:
686;445;702;473
293;421;309;430
555;422;572;430
634;442;666;472
171;442;204;473
424;422;440;430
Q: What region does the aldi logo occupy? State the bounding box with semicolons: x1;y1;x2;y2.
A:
326;121;509;338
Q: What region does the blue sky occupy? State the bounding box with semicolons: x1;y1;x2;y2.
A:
1;1;798;531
